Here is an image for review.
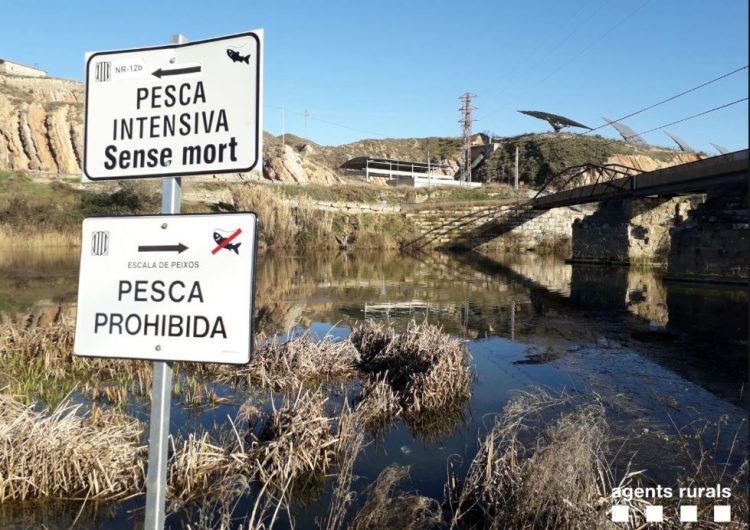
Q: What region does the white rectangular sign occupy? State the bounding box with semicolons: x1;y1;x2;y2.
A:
74;213;257;364
83;30;263;180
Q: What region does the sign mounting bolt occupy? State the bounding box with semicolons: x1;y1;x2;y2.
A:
161;223;168;229
155;345;162;351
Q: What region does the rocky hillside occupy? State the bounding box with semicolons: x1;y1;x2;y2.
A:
0;71;701;188
0;74;83;174
476;132;702;188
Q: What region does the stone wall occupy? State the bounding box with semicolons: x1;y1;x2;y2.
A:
475;207;586;252
571;197;697;265
405;204;585;250
667;187;748;280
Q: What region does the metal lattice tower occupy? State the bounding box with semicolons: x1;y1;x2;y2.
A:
458;93;477;182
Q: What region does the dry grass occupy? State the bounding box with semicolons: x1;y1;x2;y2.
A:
228;333;360;391
444;388;750;530
0;394;144;501
354;373;403;434
0;228;80;247
250;388;336;492
445;388;633;529
231;184;336;251
321;402;368;530
349;465;446;530
0;323;153;408
351;320;472;417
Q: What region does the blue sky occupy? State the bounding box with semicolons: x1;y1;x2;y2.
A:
2;0;748;151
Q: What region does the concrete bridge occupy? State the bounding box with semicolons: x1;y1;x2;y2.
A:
533;149;747;209
404;150;748;282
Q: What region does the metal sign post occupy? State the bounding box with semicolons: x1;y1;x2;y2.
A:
143;32;183;530
79;29;263;530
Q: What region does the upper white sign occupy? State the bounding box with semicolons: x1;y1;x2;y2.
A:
83;31;263;181
74;213;257;364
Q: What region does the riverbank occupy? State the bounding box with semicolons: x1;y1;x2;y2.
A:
0;170;525;251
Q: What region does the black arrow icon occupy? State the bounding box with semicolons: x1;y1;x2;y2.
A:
151;65;201;78
138;243;189;254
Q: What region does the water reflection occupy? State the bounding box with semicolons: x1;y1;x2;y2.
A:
0;247;746;529
1;247;746;347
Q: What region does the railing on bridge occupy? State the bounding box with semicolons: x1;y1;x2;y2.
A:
532;163;643;204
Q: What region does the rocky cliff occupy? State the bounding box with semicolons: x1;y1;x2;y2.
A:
0;74;83;174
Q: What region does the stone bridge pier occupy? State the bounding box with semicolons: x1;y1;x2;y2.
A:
570;197;696;266
569;187;749;282
666;186;749;281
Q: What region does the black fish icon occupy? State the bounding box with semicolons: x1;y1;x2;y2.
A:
226;49;251;64
213;230;242;254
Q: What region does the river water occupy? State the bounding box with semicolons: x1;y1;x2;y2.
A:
0;249;747;529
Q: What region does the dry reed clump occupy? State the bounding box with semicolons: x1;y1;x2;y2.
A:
247;387;337;498
168;431;240;507
231;184;335;251
446;388;645;530
0;394;144;502
230;333;360;391
0;322;154;408
354;373;402;434
349;465;446;530
321;401;368;530
351;320;472;416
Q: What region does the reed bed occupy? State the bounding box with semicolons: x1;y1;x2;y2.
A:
0;394;144;502
229;333;360;391
354;373;402;434
168;431;240;506
446;389;643;530
0;228;80;248
321;402;368;530
0;323;153;408
351;320;472;419
349;465;445;530
250;388;336;491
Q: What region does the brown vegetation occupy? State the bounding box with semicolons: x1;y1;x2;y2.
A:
231;184;336;250
351;320;472;416
0;395;144;501
230;333;360;391
446;388;749;530
349;465;445;530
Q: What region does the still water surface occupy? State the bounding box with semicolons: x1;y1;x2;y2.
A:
0;249;747;528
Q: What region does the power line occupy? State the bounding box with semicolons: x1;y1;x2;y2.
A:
504;65;748;151
484;0;608;105
584;65;748;136
265;104;388;139
483;0;650;122
628;97;748;140
537;0;652;84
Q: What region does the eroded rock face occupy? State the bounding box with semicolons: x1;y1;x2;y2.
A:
0;73;341;185
262;144;340;185
0;75;84;174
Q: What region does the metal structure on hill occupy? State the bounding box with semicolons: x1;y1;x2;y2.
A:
518;110;592;132
711;143;730;155
664;131;694;152
602;116;647;145
459;93;477;182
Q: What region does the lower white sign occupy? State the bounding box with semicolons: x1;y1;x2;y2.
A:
74;213;257;364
